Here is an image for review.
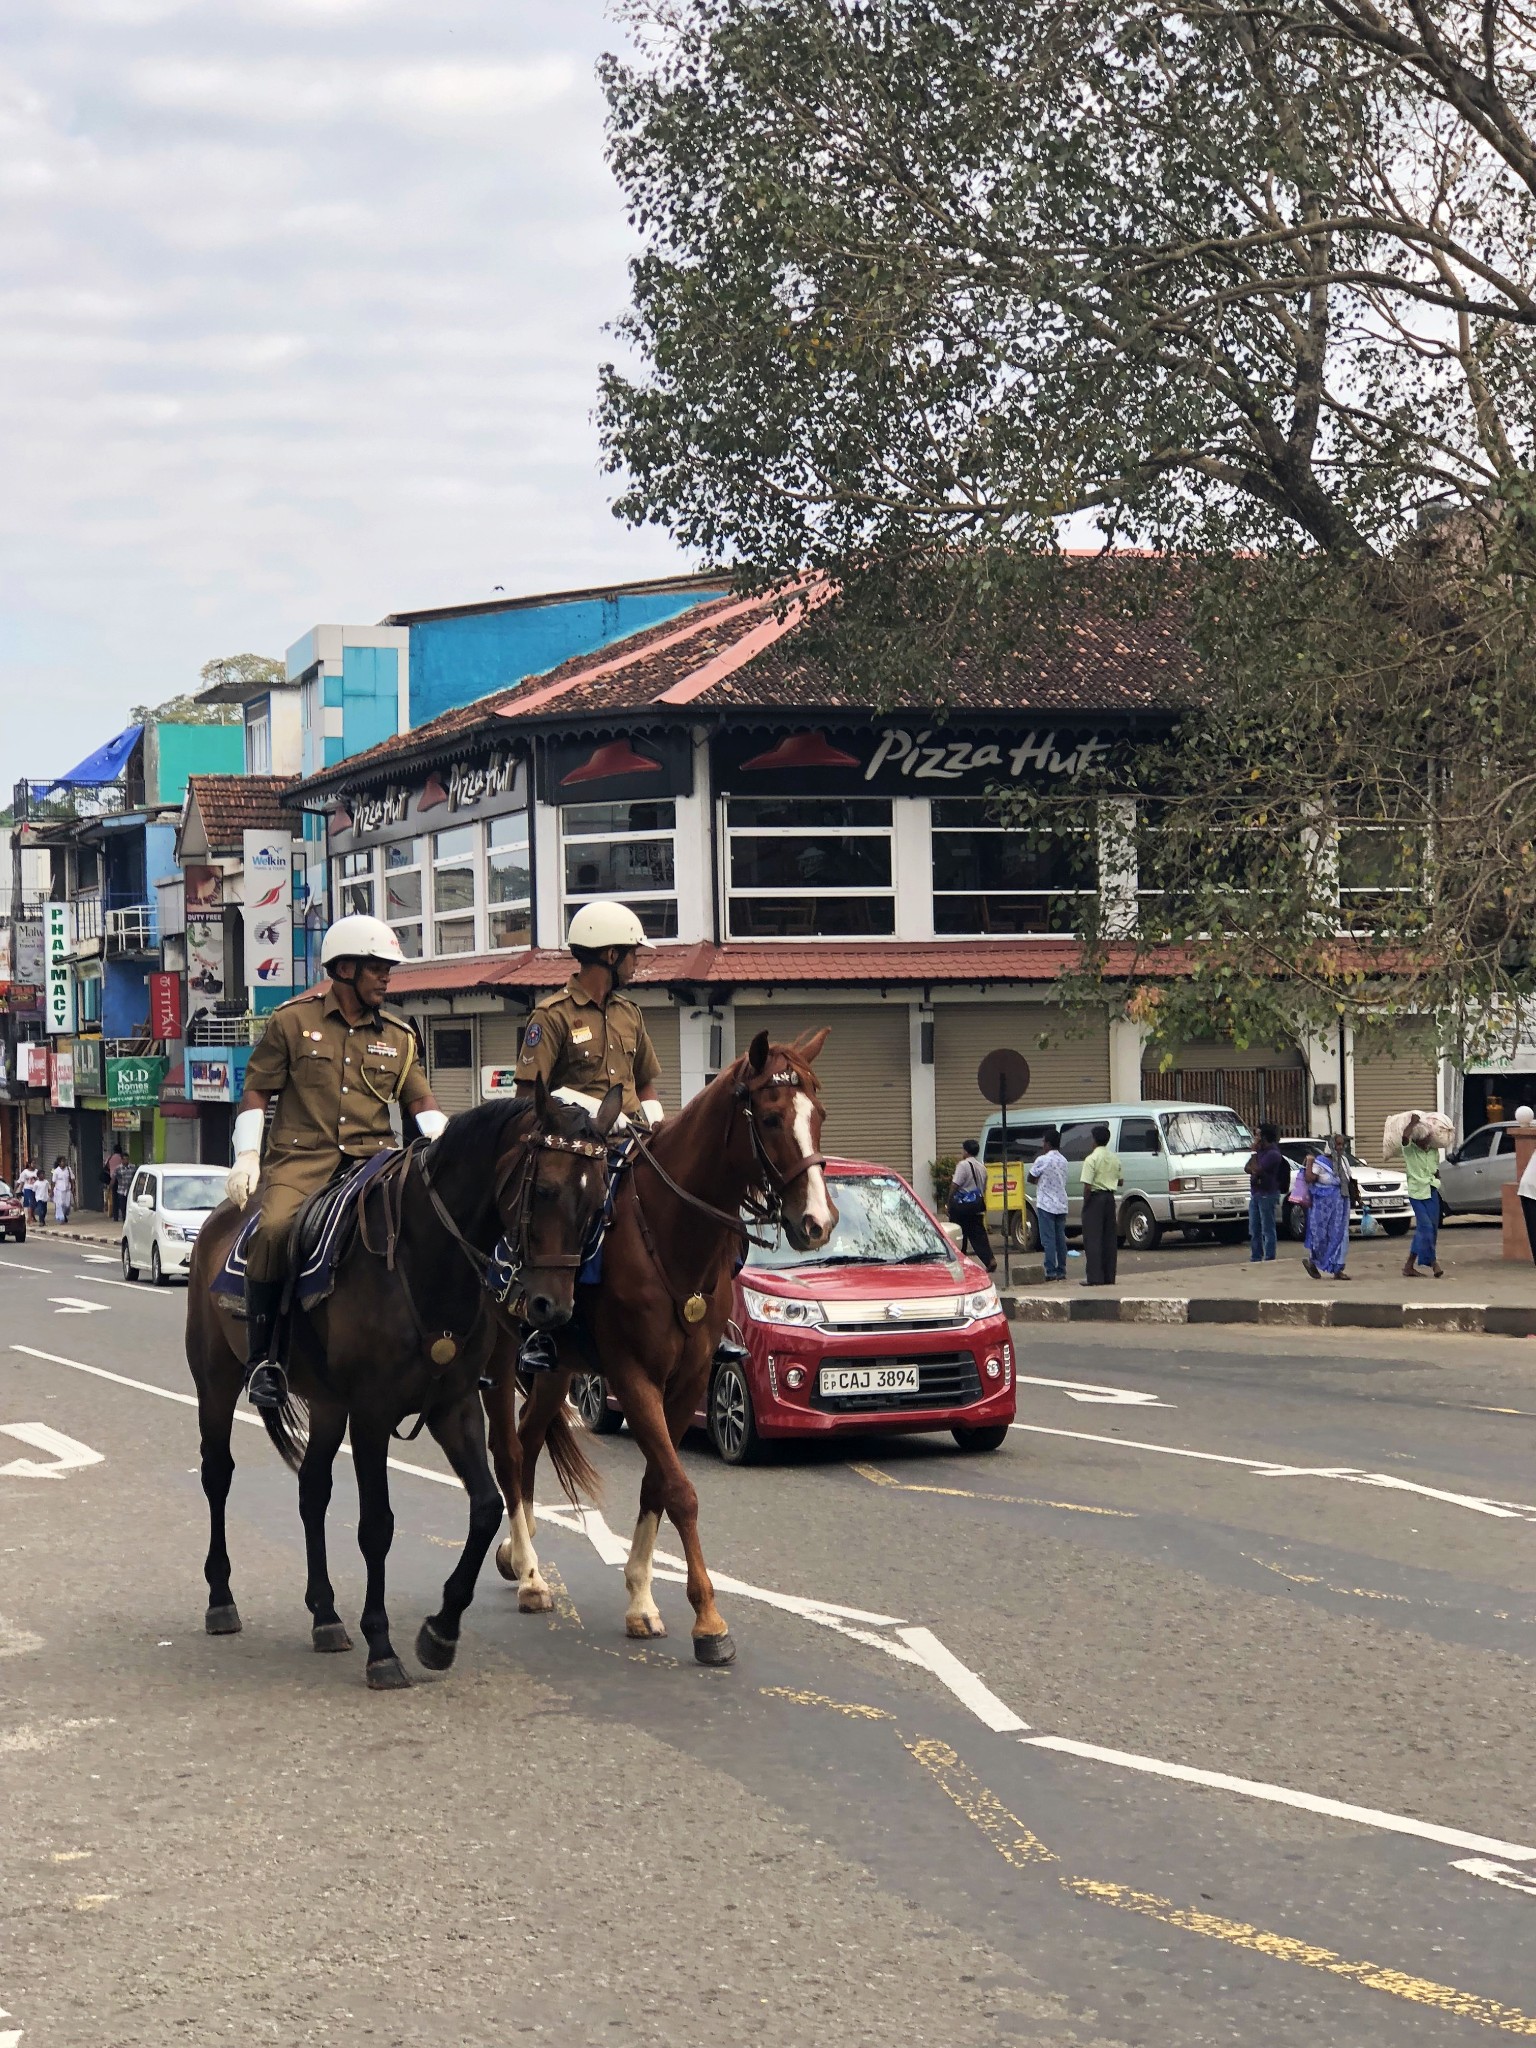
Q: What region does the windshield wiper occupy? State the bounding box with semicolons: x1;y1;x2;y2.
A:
793;1252;876;1267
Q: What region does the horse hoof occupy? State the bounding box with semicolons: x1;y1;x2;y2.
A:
204;1604;242;1637
415;1620;457;1672
365;1655;412;1691
312;1622;353;1653
694;1631;736;1666
626;1614;667;1640
494;1537;517;1582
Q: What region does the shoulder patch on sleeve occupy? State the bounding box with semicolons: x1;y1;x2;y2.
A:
522;1020;542;1049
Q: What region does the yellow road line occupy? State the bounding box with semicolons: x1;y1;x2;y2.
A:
850;1462;1136;1518
1064;1878;1536;2034
543;1562;582;1630
905;1737;1056;1868
760;1685;894;1721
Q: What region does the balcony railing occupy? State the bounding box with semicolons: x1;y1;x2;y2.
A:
187;1010;257;1047
104;904;156;953
12;778;140;824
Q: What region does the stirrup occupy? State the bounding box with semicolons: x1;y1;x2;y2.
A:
246;1362;289;1411
518;1328;561;1374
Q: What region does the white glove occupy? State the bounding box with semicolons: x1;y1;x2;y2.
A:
227;1108;265;1209
642;1099;665;1127
415;1109;448;1141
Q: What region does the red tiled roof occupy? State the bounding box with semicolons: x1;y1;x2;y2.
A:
294;568;1195;799
184;774;303;853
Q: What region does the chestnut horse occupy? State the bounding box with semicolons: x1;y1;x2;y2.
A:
185;1082;621;1689
485;1030;835;1664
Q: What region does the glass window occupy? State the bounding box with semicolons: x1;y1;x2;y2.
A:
744;1174;951;1270
1339;824;1418;931
1456;1127;1497;1161
1060;1122;1103;1160
725;796;894;939
563;799;678;940
385;838;424;870
1119;1117;1162;1155
333;849;374;919
380;838;424;957
1161;1110;1254;1156
488;811;531;951
932;797;1096;936
245;709;271;776
431;827;477;955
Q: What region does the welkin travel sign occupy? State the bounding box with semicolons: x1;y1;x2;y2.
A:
712;724;1125;797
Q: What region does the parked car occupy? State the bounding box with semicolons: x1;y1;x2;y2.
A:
572;1157;1016;1464
1438;1122;1521;1215
0;1180;27;1243
121;1164;230;1284
981;1100;1259;1252
1274;1139;1411;1239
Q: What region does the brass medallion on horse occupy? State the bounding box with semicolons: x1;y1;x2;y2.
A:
186;1078;623;1689
484;1028;835;1664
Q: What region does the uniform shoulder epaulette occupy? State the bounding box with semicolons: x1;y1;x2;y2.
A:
273;989;318;1012
378;1004;416;1030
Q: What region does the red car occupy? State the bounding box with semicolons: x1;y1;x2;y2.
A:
573;1157;1016;1465
0;1180;27;1243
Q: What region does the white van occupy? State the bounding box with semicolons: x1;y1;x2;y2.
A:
978;1100;1259;1252
121;1163;230;1284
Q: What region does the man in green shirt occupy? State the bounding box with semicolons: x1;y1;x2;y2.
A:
1079;1122;1124;1286
1401;1121;1443;1278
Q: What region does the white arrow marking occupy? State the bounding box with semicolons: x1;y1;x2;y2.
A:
0;1423;105;1480
46;1297;108;1316
1452;1857;1536;1897
1016;1373;1170;1407
81;1254;119;1265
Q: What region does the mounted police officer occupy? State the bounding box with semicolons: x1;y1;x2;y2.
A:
513;900;666;1129
226;914;448;1410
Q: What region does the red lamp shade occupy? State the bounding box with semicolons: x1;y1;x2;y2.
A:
739;730;861;772
559;740;664;785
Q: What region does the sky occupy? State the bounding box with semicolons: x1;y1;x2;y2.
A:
0;0;691;796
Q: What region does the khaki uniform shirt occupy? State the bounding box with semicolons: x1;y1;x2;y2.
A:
244;987;432;1162
514;976;661;1120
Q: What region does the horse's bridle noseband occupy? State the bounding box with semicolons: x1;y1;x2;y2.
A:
418;1122;609;1306
735;1064;827;1211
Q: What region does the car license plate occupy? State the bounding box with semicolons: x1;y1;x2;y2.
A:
1214;1196;1242;1212
819;1364;920;1397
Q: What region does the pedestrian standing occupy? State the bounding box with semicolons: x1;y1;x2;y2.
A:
1079;1122;1123;1286
1400;1118;1444;1278
18;1163;38;1224
112;1153;134;1224
1519;1137;1536;1266
50;1156;73;1225
1026;1125;1069;1281
947;1140;996;1270
104;1145;124;1218
1303;1145;1349;1279
1244;1120;1289;1263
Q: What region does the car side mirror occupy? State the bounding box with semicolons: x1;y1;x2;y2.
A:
134;1193;154;1209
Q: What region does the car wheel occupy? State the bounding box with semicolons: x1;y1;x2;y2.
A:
1284;1202;1309;1242
708;1359;762;1466
1120;1199;1163;1252
150;1244;166;1286
10;1223;24;1243
1382;1220;1411;1237
572;1371;623;1434
121;1237;139;1282
1004;1209;1030;1250
951;1424;1010;1453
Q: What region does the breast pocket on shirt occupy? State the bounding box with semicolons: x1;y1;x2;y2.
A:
360;1052;401;1100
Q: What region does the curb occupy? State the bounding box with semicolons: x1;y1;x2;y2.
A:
1001;1292;1536;1339
7;1225;120;1250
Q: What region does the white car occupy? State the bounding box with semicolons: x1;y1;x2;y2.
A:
121;1164;230;1285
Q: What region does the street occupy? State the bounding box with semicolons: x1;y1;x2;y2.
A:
4;1235;1536;2046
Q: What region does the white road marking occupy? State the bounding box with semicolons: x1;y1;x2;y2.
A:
20;1340;1533;1874
0;1615;43;1659
74;1275;145;1291
0;1716;104;1757
1010;1421;1536;1523
1453;1858;1536;1897
0;1423;104;1480
1016;1373;1170;1407
0;1261;51;1275
896;1627;1029;1732
46;1298;109;1317
81;1254;119;1264
1024;1736;1536;1862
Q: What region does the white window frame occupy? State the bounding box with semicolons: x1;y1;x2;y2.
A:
486;809;532;952
245;702;272;776
333;848;376;919
560;799;680;941
931;796;1097;938
430;823;480;958
380;835;426;959
722;795;896;941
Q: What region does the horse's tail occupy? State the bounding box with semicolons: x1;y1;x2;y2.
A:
260;1392;309;1474
545;1404;601;1508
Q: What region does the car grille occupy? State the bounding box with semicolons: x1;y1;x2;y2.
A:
812;1352;983;1413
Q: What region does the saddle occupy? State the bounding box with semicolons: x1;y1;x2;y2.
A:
210;1150;401;1319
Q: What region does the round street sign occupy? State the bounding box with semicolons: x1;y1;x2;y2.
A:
977;1048;1031;1106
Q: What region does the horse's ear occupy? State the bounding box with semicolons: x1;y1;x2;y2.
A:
596;1084;625;1136
794;1026;830;1067
533;1073;548;1120
746;1030;771;1075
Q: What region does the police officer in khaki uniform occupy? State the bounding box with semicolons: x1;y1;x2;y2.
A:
226;914;447;1408
514;900;666;1127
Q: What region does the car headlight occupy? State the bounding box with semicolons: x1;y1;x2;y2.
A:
741;1286;822;1327
960;1285;1001;1321
175;1225;200;1242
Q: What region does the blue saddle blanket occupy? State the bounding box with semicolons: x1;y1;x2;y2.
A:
211;1149;400;1315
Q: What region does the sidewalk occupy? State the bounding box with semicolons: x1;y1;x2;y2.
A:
13;1208;121;1250
998;1219;1536;1338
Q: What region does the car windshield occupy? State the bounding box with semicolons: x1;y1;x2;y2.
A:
1162;1111;1254;1157
161;1173;228;1213
745;1174;953;1272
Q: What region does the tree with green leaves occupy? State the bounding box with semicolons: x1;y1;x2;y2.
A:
598;1;1536;1061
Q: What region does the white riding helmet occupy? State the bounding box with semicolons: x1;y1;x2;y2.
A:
321;914;405;968
567;900;655;953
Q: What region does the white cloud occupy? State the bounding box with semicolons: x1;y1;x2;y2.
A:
0;1;690;788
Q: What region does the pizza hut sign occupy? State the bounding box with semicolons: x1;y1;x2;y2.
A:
714;724;1123;797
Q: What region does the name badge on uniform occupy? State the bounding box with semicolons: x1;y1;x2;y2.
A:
366;1041;398;1058
570;1026;593;1045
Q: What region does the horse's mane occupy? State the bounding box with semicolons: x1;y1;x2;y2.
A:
421;1094;533;1176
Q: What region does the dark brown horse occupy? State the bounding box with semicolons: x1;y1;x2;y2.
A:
485;1030;835;1664
185;1081;622;1688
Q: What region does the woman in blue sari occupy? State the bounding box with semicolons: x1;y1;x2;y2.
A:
1303;1147;1350;1279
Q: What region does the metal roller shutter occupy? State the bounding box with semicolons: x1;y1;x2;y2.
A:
734;1002;913;1177
428;1020;477;1118
1351;1029;1440;1164
933;1004;1111;1158
638;1004;682;1114
478;1011;523;1080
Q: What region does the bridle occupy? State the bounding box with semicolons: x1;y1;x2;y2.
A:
625;1057;826;1245
415;1121;610;1307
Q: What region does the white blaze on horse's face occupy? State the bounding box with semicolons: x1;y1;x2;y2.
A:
790;1087;835;1245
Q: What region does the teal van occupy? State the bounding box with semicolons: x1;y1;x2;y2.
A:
978;1100;1258;1252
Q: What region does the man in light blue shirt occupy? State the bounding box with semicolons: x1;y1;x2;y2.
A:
1027;1126;1069;1281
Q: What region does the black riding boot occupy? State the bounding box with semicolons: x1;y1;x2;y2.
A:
713;1333;749;1367
244;1279;288;1410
